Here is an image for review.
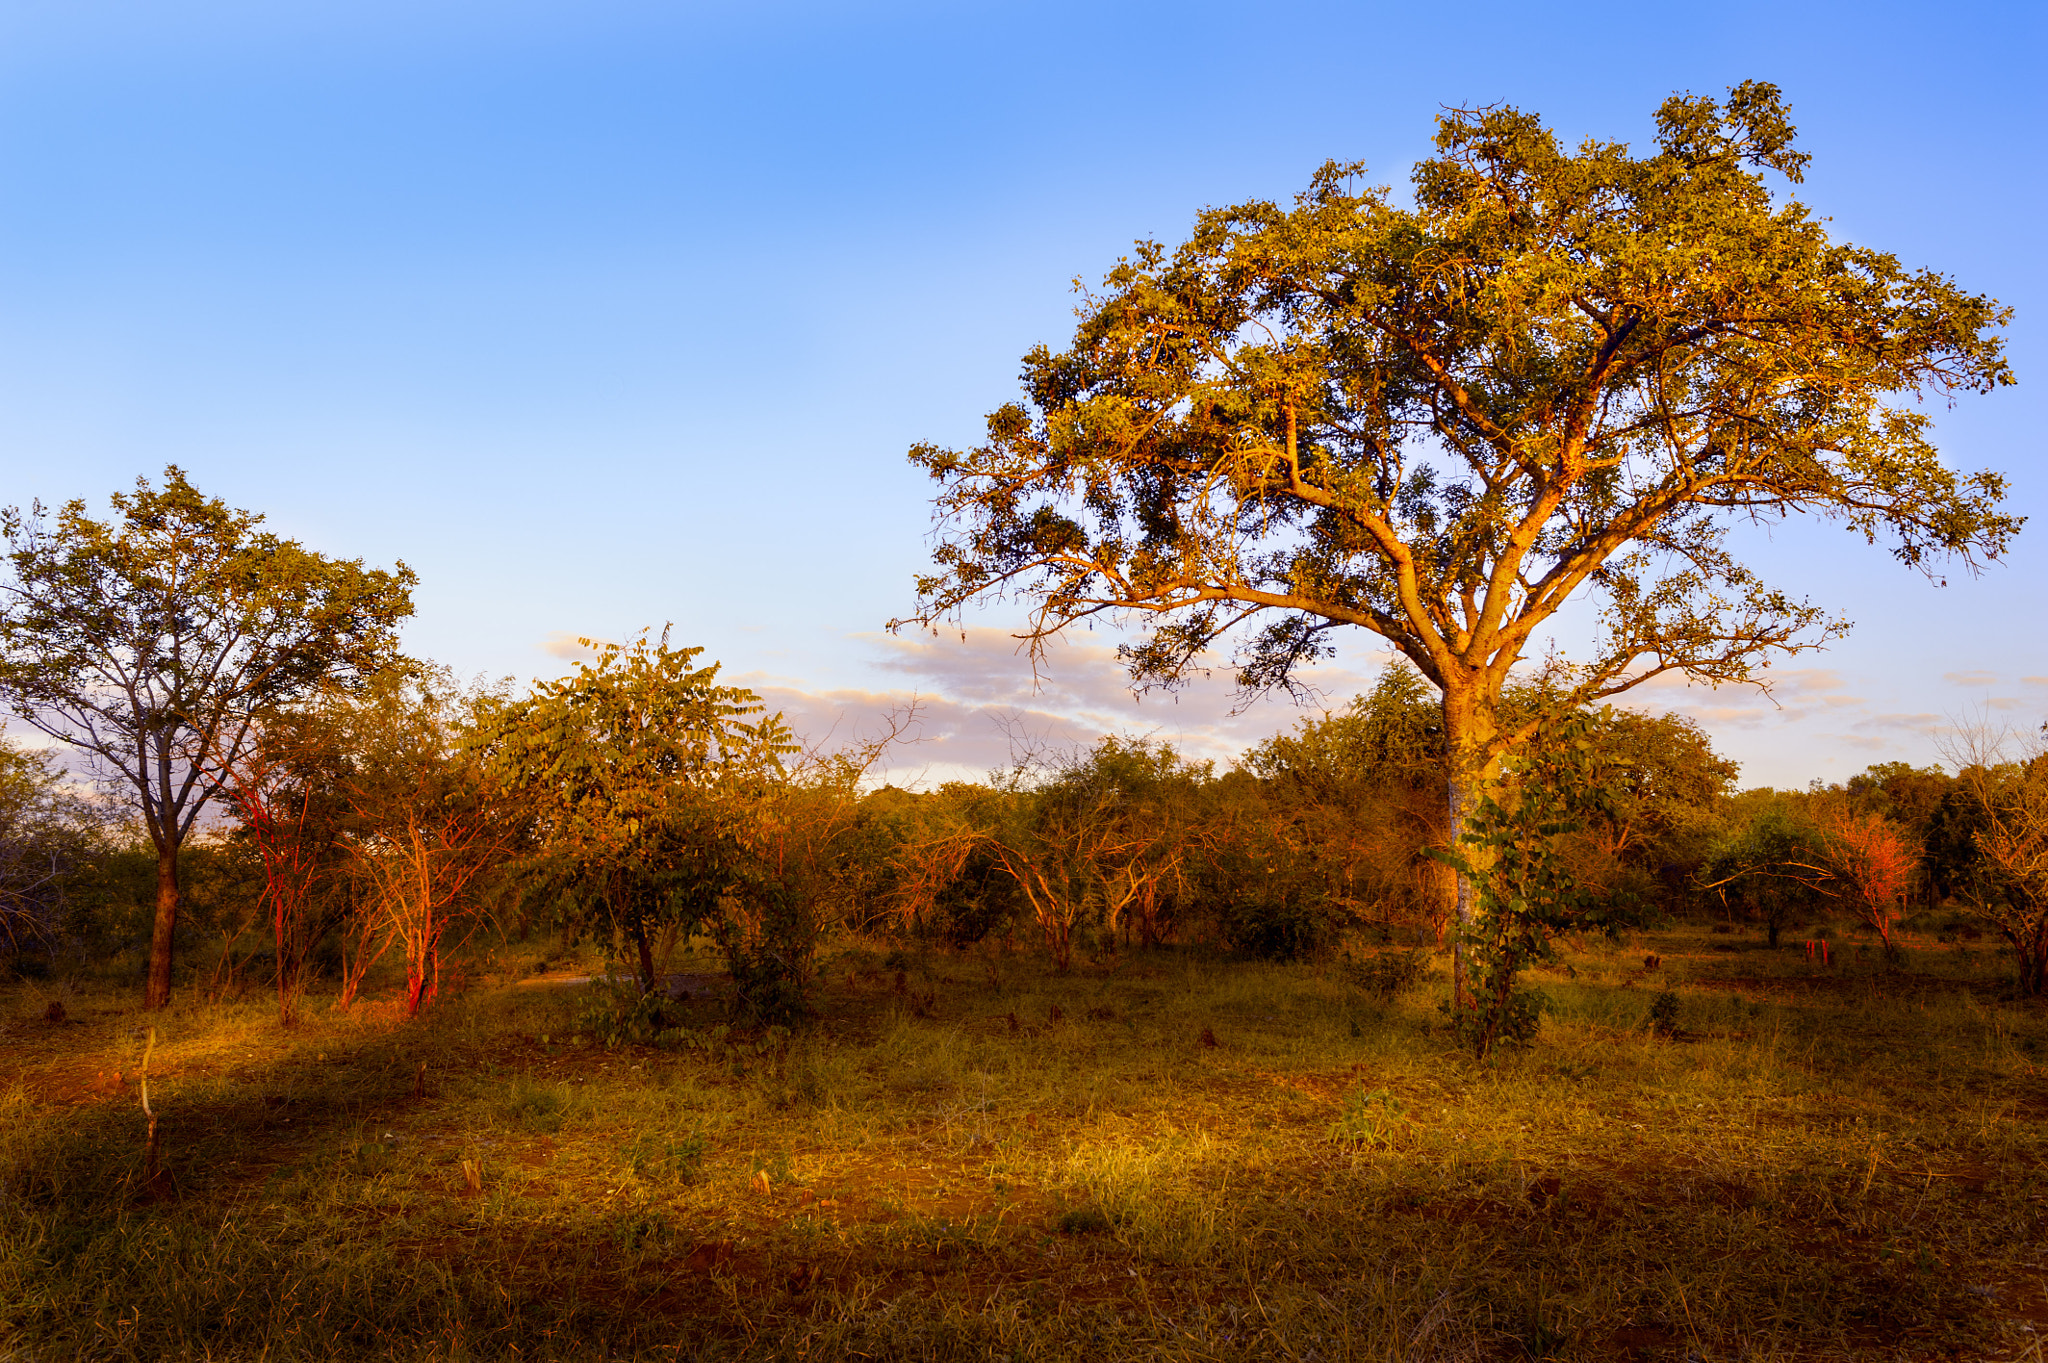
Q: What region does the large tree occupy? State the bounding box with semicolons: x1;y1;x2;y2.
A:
896;84;2016;986
0;468;415;1008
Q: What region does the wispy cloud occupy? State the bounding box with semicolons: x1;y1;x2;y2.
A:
734;627;1381;787
1943;670;1999;687
539;632;606;661
1851;712;1948;736
1619;667;1866;733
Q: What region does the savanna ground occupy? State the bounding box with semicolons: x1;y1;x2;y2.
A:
3;926;2045;1362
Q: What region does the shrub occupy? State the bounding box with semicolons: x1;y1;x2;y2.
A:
1340;949;1427;999
1647;990;1681;1038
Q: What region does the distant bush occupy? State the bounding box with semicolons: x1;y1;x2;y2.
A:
1647;990;1681;1038
1339;949;1428;999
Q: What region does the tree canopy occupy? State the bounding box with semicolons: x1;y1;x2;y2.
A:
897;81;2014;773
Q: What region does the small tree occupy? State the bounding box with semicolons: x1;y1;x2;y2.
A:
1699;800;1833;947
0;469;414;1007
1940;728;2048;996
1240;666;1453;940
1817;806;1917;961
477;633;792;995
213;708;352;1024
714;742;888;1021
971;738;1201;970
0;734;101;956
333;671;516;1017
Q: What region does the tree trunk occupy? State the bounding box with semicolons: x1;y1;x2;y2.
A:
2012;919;2047;997
275;892;299;1026
634;917;658;994
146;844;181;1010
1439;687;1500;1012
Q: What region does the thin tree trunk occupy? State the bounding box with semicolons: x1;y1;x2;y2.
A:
275;885;300;1026
146;845;181;1010
633;915;657;994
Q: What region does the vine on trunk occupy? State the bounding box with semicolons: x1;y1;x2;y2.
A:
1435;711;1615;1058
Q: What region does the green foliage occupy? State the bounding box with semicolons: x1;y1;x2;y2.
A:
324;669;520;1015
572;978;685;1049
1339;949;1428;1000
969;736;1209;968
1700;798;1834;947
1235;666;1452;935
477;630;792;993
0;735;105;958
1942;745;2048;995
1241;665;1444;799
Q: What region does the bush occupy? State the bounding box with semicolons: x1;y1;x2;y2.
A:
1339;949;1427;999
1647;990;1681;1038
1214;892;1325;960
574;981;685;1049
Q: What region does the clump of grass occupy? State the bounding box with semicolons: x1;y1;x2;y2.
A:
1647;988;1681;1037
623;1130;709;1184
1327;1086;1410;1148
499;1076;580;1132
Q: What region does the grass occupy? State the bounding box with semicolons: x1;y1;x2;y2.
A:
1;926;2045;1361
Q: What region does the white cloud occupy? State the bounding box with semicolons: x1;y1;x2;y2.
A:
1943;670;1999;687
539;632;606;661
732;626;1382;788
1615;666;1868;734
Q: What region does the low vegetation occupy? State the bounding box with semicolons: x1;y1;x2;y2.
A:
4;927;2045;1361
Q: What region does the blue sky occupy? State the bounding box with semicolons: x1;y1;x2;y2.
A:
0;0;2041;787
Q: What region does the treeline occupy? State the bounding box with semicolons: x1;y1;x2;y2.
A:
4;473;2046;1036
9;641;2047;1019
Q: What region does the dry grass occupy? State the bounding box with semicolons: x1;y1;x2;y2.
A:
1;926;2044;1361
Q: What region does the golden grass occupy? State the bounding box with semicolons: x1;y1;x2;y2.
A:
1;927;2044;1360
